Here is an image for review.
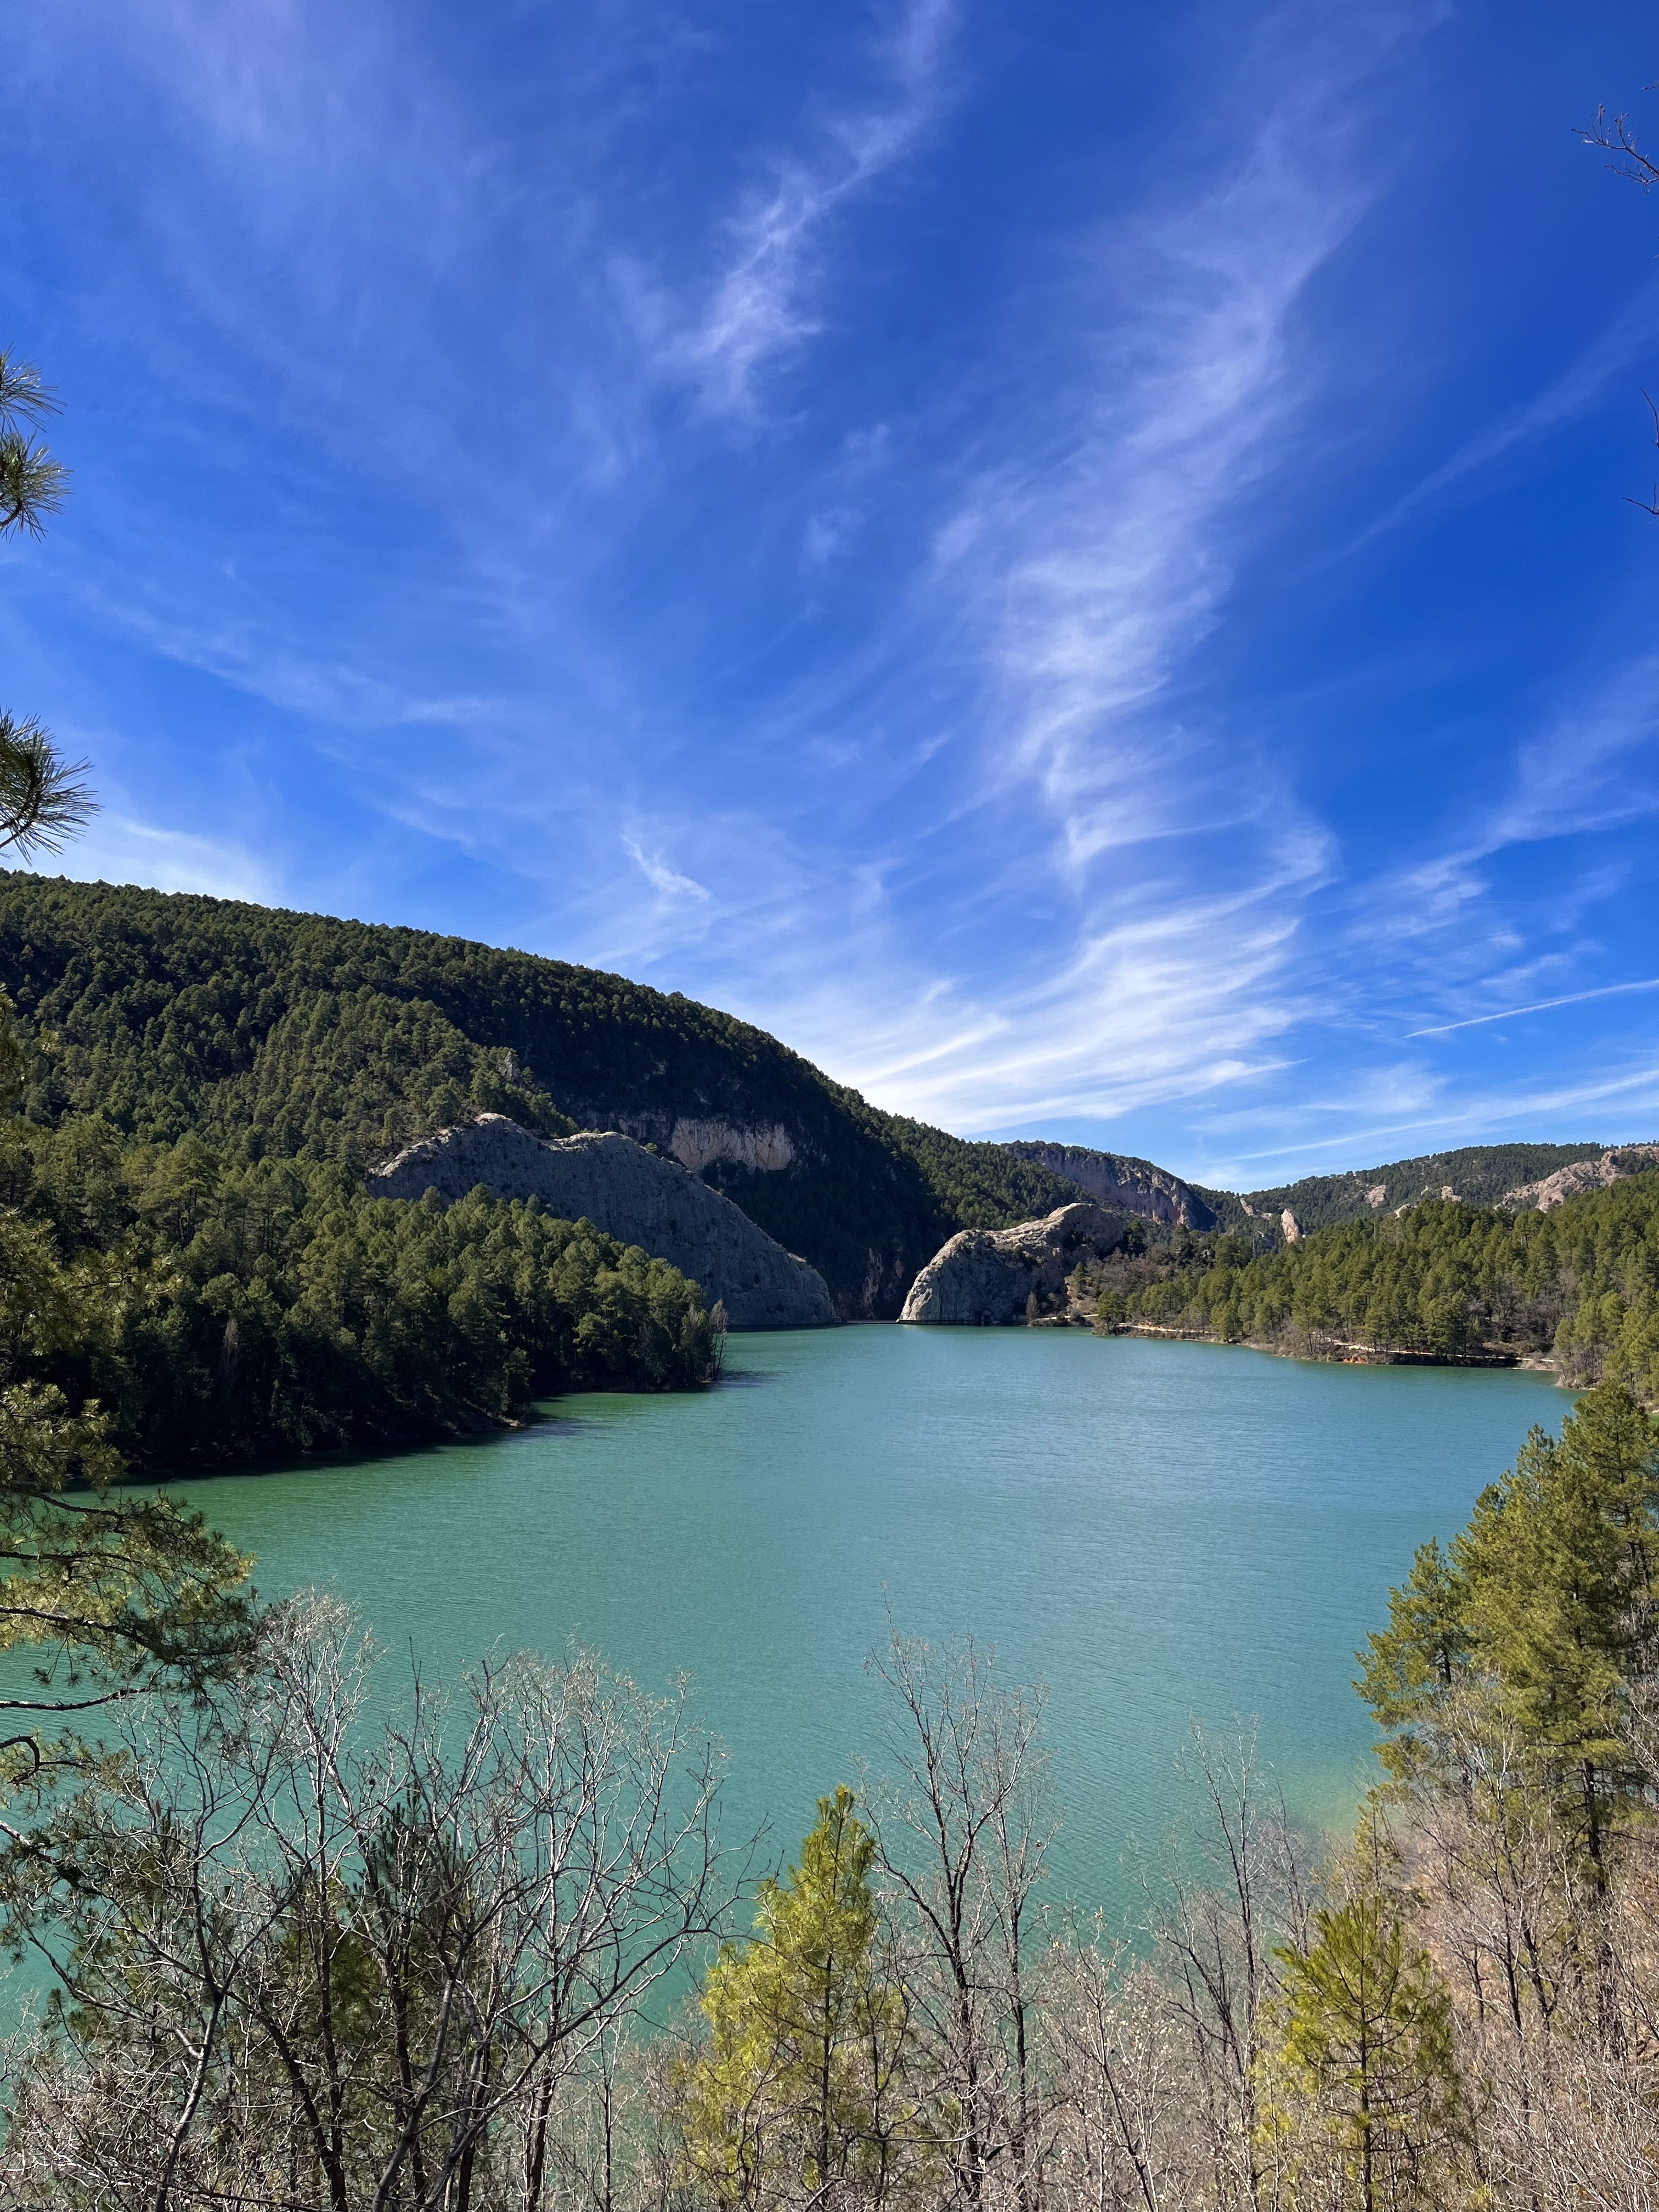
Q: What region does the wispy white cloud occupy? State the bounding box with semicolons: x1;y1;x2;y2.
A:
52;814;279;904
1492;650;1659;848
621;831;713;904
1350;283;1659;552
754;16;1425;1128
1189;1047;1659;1190
69;566;503;733
1167;636;1659;1179
22;0;1655;1190
458;3;1446;1144
663;0;959;413
963;132;1369;866
812;876;1312;1133
1307;637;1659;1057
1408;977;1659;1037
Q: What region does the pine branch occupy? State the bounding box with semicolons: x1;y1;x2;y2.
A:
0;712;97;859
0;429;68;539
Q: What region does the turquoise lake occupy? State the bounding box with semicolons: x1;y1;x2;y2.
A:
171;1327;1568;1914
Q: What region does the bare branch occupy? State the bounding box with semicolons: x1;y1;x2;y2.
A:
1575;103;1659;189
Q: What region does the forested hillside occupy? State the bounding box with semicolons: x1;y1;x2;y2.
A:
1239;1139;1603;1232
0;873;1632;1341
0;874;1082;1314
1085;1171;1659;1397
1;1112;722;1469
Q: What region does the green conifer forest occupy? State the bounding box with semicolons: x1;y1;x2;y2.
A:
1082;1177;1659;1398
0;872;1086;1320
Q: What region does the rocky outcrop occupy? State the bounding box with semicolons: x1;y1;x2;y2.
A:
602;1110;800;1176
369;1115;837;1329
1002;1141;1217;1230
1503;1145;1659;1213
899;1201;1131;1325
1280;1210;1301;1244
664;1118;796;1175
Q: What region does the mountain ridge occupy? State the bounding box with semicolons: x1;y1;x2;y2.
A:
0;874;1620;1306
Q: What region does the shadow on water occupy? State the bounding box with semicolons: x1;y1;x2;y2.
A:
131;1394;703;1488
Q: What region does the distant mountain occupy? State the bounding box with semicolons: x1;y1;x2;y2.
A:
1232;1143;1609;1237
1000;1141;1227;1230
1500;1146;1659;1211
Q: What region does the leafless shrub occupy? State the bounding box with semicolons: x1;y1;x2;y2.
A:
864;1626;1056;2211
0;1593;730;2211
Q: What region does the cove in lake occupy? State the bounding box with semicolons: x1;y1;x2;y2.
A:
175;1328;1567;1912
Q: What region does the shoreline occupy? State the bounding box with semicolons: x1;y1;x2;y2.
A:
1007;1308;1572;1381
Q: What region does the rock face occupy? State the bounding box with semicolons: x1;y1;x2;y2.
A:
369;1115;837;1329
1504;1145;1659;1213
899;1201;1131;1325
661;1118;796;1175
598;1109;799;1176
1001;1141;1217;1230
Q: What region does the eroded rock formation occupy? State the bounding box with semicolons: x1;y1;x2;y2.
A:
1504;1144;1659;1212
663;1118;796;1175
370;1115;837;1329
1002;1141;1217;1229
898;1201;1131;1325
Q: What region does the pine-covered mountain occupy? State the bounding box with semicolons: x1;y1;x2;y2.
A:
1000;1141;1229;1230
0;876;1088;1317
0;875;1620;1313
1235;1143;1609;1235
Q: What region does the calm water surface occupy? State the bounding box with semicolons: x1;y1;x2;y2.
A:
176;1328;1567;1911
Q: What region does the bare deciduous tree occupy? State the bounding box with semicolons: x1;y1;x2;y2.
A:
864;1626;1055;2212
1132;1724;1309;2212
0;1594;730;2211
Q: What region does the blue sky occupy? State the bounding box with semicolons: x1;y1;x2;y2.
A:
5;0;1659;1188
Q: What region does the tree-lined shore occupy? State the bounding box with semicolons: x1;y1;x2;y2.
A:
1077;1176;1659;1398
2;1109;724;1474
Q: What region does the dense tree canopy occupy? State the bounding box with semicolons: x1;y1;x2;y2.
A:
0;874;1070;1315
0;874;1621;1325
1359;1380;1659;1877
1085;1175;1659;1396
1239;1143;1604;1236
2;1114;721;1470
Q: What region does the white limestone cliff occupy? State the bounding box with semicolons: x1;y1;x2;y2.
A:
898;1201;1130;1325
369;1115;837;1329
1002;1141;1216;1228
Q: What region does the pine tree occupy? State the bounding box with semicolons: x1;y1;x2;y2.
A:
0;992;22;1116
1356;1539;1471;1780
1458;1385;1658;1883
1264;1894;1466;2212
1359;1383;1659;1880
0;1199;252;1785
680;1786;917;2206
